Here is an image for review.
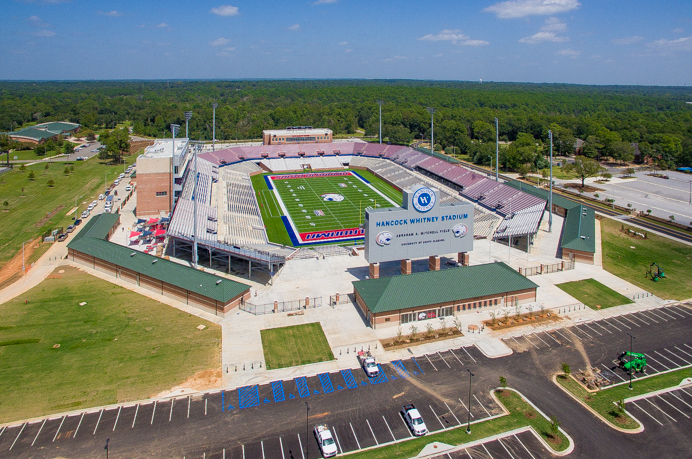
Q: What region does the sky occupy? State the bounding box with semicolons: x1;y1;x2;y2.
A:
2;0;692;85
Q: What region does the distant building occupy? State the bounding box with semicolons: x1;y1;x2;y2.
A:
7;121;80;144
136;138;190;217
574;138;585;155
263;127;332;145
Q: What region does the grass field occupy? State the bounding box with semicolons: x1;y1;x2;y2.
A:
601;218;692;300
0;154;138;270
252;169;402;246
556;278;633;309
260;323;334;370
0;266;221;423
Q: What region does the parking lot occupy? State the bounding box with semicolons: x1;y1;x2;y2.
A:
432;429;556;459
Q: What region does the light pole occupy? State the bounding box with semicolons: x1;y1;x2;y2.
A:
548;130;553;233
305;401;310;459
105;172;111;193
376;100;384;144
170;124;180;213
627;333;635;390
184;111;193;140
193;144;199;268
494;117;499;181
466;369;474;434
212;102;218;151
426;107;436;153
105;438;110;459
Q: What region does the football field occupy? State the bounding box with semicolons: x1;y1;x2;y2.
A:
253;170;402;246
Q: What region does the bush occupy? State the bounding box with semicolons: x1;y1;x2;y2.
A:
561;363;571;375
3;201;7;207
27;171;35;180
499;376;507;388
47;179;55;187
669;215;676;222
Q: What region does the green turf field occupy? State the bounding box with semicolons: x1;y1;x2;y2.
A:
252;169;402;246
556;278;633;309
260;323;334;370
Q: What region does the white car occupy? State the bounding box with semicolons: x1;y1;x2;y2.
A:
125;185;132;192
98;194;105;200
81;210;89;218
402;404;428;436
314;424;338;458
91;200;98;207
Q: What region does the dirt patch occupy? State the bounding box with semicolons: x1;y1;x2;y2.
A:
154;368;223;398
547;435;562;446
524;410;536;419
381;329;463;350
484;312;560;331
614;415;628;425
0;238;40;284
35;205;65;227
564;183;604;193
498;389;511;398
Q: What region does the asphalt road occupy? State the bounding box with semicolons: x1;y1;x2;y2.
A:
2;302;692;459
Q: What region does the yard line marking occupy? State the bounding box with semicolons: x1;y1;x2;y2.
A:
429;405;446;430
658;350;688;366
532;333;551;347
645;399;676;422
279;437;286;459
297;434;305;459
669;391;692;410
553;328;572;342
602;364;625;381
169;398;174;421
522;335;540;349
150;401;157;425
657;395;690;419
449;349;465;366
205;399;208;416
619;315;642;327
187;396;191;419
602;319;622;331
461;346;477;363
425;354;438;371
261;440;265;459
630;401;663;425
638;311;660;323
674;345;692;359
366;419;379;444
92;410;102;435
582;322;603;336
459;398;475;418
444;401;461;425
474;395;492;417
31;419;46;447
74;412;85;438
332;427;343;454
590;321;613;334
544;331;561;345
132;405;139;429
481;443;495;459
400;412;413;437
382;416;396;441
350;423;361;449
437;352;452;369
514;434;537;459
498;438;517;459
610;317;630;329
10;423;26;451
647;355;671;370
570;325;592;339
113;406;122;431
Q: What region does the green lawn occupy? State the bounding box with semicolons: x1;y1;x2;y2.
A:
556;367;692;430
0;154;138;270
601;218;692;300
252;169;402;247
0;266;221;423
556;278;633;309
260;323;334;370
348;390;568;459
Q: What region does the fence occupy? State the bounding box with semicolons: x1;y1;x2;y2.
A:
329;293;355;306
241;296;323;315
521;261;574;277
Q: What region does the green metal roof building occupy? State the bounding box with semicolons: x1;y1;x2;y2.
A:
353;262;539;328
560;205;596;263
7;121;80;144
68;213;251;316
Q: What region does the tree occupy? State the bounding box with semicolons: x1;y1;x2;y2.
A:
611;142;635;164
63;142;75;155
64;166;70;175
625;167;635;177
101;128;130;164
549;415;561;438
47;179;55;187
563;156;606;187
19;164;26;172
600;171;612;181
34;145;46;157
28;171;35;180
499;376;507;388
561;363;571;376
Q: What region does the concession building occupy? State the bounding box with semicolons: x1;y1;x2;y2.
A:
353;262;539;329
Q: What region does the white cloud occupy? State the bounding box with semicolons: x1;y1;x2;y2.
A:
484;0;580;19
672;28;684;34
338;41;348;46
418;29;489;46
519;31;568;44
611;36;643;45
224;46;236;52
541;17;566;33
156;23;169;28
33;29;56;37
27;15;50;28
98;10;122;17
556;48;580;58
648;36;692;52
210;5;239;16
345;48;352;53
288;24;301;31
461;39;490;46
314;0;337;4
210;37;230;46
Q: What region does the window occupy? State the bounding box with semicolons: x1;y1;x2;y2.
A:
440;306;453;317
494;299;498;306
156;191;168;197
484;300;488;307
400;312;414;324
384;318;390;322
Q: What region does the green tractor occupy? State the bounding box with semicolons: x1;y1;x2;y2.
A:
647;262;666;282
619;351;647;374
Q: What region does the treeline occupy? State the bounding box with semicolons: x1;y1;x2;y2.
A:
0;80;691;169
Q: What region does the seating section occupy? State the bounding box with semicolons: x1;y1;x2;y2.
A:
493;202;546;240
260;156;346;172
218;169;268;246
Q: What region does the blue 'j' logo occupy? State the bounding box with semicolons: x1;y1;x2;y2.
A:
412;187;436;213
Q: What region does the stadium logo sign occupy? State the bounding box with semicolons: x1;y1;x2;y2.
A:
453;223;468;238
376;231;393;246
412;187;436;213
321;193;345;202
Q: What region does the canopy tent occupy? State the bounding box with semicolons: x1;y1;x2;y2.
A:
136;218;147;225
153;229;166;237
146;218;159;226
129;231;141;238
141;230;153;237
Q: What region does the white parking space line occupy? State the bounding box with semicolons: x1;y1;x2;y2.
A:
400;413;414;437
429;405;446;430
459;398;475;418
665;307;686;318
332;428;343;454
532;333;550;347
449;349;465;366
425;354;439;372
610;317;630;329
514;433;537;459
645;399;676;422
261;440;265;459
658;349;688;366
474;395;492;417
465;448;474;459
74;412;85;438
382;416;396;441
571;325;593;339
366;419;379;444
205;398;208;416
673;306;692;317
639;311;660;323
647;355;671;370
620;315;642;327
187;396;191;419
544;331;561;345
674;345;692;359
630;401;663;425
553;328;572;342
9;423;26;451
151;401;157;425
511;337;524;348
658;396;690;419
113;406;122;431
597;370;612;382
461;346;477;363
602;319;622;331
481;443;495;459
279;437;286;459
297;434;305;459
445;401;461;425
169;398;174;422
350;422;361;449
602;364;625;381
591;321;613;334
31;419;46;447
54;416;67;441
582;322;604;336
0;426;5;439
498;438;517;459
627;313;650;326
644;362;659;373
92;410;102;436
132;405;139;428
656;308;677;320
522;335;540;349
437;352;452;369
670;392;692;410
243;444;246;459
645;309;668;322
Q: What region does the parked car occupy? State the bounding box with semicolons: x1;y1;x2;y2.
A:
98;194;105;200
402;404;428;436
81;210;89;218
104;190;111;196
66;225;75;233
74;218;82;226
57;233;68;242
125;185;132;192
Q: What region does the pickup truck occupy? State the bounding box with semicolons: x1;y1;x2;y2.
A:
313;424;338;457
402;404;428;436
357;350;379;378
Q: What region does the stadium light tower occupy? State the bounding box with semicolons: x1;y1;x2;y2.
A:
170;124;180;213
426;107;436;153
376;100;384;144
192;143;199;268
494;117;499;182
212;102;218;151
184;111;193;139
548;130;553;233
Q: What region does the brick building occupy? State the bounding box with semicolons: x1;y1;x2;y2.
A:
263;127;332;145
135;138;190;217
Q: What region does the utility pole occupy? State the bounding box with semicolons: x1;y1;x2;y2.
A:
466;369;474;434
627;333;636;390
426;107;436;153
494;117;499;181
548;130;553;233
212;102;218;152
377;100;384;145
305;402;310;459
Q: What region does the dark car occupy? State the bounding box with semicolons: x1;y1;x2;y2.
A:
104;190;111;196
57;233;68;242
74;218;82;226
